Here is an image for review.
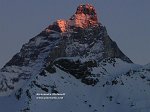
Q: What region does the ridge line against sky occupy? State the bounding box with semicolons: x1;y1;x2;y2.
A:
0;0;150;67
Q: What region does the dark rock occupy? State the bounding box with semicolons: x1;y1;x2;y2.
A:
39;70;47;76
15;88;23;100
81;78;99;86
101;26;132;63
26;89;31;100
32;81;49;92
112;79;118;85
45;65;56;74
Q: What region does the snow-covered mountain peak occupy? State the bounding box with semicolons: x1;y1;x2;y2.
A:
0;4;132;96
0;4;150;112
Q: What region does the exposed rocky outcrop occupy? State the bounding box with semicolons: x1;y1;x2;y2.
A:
41;4;99;33
71;4;98;28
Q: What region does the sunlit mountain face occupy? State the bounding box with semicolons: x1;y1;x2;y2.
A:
45;4;99;33
0;4;150;112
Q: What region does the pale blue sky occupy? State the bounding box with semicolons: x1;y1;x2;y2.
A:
0;0;150;67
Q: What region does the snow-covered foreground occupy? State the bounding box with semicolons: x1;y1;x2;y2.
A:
1;59;150;112
29;62;150;112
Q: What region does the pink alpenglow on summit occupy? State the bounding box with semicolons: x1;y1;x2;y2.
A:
45;4;99;33
70;4;98;28
56;20;67;32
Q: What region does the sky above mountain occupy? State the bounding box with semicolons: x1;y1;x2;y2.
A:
0;0;150;67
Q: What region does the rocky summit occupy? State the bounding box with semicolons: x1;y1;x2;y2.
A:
0;4;150;112
44;4;99;33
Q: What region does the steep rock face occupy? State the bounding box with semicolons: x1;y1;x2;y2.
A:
41;4;132;63
55;20;67;32
101;27;132;63
71;4;98;28
0;34;63;95
44;4;99;33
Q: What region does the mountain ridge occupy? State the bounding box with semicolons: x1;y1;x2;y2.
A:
0;4;150;112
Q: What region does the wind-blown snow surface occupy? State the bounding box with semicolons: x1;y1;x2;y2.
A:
34;65;150;112
23;62;150;112
0;60;150;112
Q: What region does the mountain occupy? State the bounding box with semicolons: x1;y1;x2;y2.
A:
0;4;150;112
